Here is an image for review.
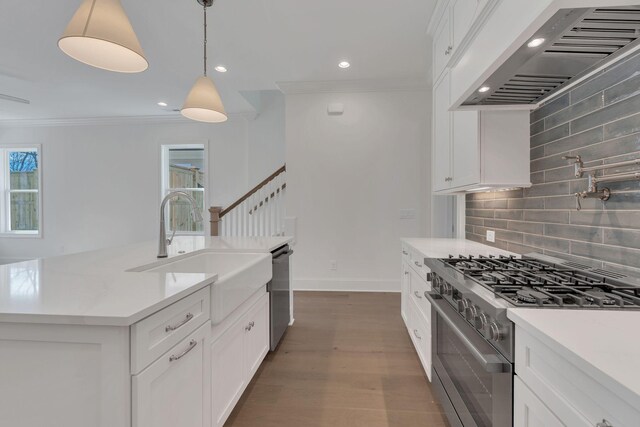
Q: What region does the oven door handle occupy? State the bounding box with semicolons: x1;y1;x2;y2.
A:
426;292;509;373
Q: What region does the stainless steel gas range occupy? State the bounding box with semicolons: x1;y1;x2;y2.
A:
423;254;640;427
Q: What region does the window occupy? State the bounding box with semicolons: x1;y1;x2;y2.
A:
0;147;41;236
161;144;206;235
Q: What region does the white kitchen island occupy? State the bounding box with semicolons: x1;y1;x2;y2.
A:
0;236;292;427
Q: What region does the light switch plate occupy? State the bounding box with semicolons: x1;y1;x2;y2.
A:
400;209;416;219
486;230;495;243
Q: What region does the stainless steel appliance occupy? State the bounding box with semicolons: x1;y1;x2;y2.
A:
268;245;293;351
424;254;640;427
462;6;640;107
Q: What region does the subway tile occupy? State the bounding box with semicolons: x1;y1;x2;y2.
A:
494;189;524;199
494;209;523;220
602;192;640;210
466;209;494;218
530;119;544;136
543;127;603;157
474;226;489;236
545;92;603;129
495;229;523;244
544;195;600;211
484;199;508;209
604;113;640;140
484;219;508;229
544;223;602;243
508;221;544;234
604;73;640;106
466;200;484;209
571;241;640;269
507;242;540;255
571;53;640;104
570;211;640;230
531;154;569;172
508;197;544;209
531;123;570;148
603;228;640;250
531;93;570;122
544;166;577;183
571;93;640;134
465;225;474;234
466;233;485;244
467;191;496;201
524;210;569;224
524;182;570;197
531;171;544;185
573;132;640;162
531;146;544;160
467;217;484;226
523;234;571;253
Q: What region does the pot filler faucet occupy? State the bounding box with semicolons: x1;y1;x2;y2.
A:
158;191;204;258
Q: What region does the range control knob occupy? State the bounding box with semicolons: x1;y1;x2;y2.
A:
458;298;470;313
466;305;479;322
489;322;504;342
475;313;489;330
442;283;452;295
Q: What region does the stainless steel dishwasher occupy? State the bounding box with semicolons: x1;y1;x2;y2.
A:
268;245;293;351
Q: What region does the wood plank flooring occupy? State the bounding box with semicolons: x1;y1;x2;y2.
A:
224;291;450;427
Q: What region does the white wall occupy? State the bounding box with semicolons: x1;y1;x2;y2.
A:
0;116;261;262
285;89;431;292
246;91;286;186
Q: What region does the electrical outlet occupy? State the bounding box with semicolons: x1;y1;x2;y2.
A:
486;230;495;243
329;260;338;271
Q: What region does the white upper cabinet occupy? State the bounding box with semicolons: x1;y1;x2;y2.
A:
432;0;487;81
451;0;479;52
432;70;530;194
433;10;452;82
433;72;452;191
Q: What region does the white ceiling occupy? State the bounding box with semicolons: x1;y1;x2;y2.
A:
0;0;436;120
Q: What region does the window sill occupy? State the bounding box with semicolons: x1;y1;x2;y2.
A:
0;232;42;239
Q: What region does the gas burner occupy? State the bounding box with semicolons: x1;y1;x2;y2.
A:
516;289;550;304
584;289;617;306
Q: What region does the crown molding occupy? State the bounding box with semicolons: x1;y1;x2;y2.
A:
276;77;430;95
0;111;258;128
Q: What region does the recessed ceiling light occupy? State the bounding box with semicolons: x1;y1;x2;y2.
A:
338;61;351;69
157;102;168;107
478;86;491;93
528;38;545;48
214;65;227;73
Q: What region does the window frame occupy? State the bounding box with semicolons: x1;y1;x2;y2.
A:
0;144;43;238
160;142;208;237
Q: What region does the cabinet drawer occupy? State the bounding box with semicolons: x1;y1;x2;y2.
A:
133;323;210;427
409;268;431;321
516;326;638;426
408;298;432;381
514;376;567;427
132;287;211;374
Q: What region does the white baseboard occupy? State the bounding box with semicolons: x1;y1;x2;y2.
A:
293;278;400;292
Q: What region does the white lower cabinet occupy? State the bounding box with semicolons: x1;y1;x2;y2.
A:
211;292;270;427
133;323;211;427
401;247;432;380
514;376;565;427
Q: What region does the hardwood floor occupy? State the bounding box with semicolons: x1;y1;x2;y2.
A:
225;291;450;427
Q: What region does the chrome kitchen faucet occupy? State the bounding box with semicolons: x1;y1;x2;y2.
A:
158;191;203;258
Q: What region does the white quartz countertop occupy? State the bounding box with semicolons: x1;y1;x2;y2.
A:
0;236;292;326
401;238;516;258
508;308;640;409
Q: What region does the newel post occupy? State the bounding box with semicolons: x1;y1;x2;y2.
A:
209;206;223;236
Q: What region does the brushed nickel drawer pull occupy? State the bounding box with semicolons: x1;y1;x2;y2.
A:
165;313;194;332
169;339;197;362
414;291;423;299
596;420;613;427
402;250;408;255
413;329;422;340
414;261;422;267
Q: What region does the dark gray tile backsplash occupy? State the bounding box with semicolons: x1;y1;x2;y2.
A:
466;52;640;274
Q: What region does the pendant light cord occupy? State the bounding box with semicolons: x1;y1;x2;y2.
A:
203;2;208;76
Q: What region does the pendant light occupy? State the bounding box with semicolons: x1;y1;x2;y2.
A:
181;0;228;123
59;0;148;73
